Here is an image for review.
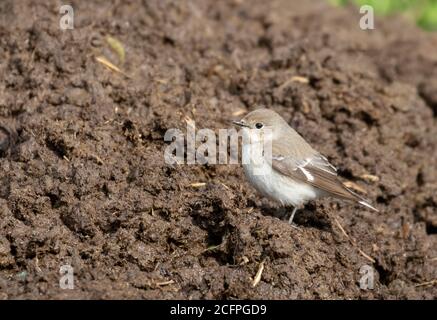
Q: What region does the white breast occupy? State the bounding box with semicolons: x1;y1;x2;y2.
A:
242;138;319;207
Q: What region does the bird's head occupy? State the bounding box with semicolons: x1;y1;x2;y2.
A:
233;108;289;140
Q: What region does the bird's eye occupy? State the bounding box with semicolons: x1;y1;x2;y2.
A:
255;122;263;129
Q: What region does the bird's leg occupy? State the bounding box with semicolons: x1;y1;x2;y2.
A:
288;207;298;225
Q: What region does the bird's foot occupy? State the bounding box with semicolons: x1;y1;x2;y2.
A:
288;222;301;230
288;207;298;224
284;207;301;230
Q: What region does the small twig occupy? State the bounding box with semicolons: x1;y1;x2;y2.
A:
89;154;104;165
278;76;309;90
332;214;376;264
219;182;231;191
252;260;265;288
156;280;175;287
190;182;206;188
360;174;380;183
239;256;249;266
414;279;436;287
35;257;42;273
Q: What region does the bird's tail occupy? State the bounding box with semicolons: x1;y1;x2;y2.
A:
357;200;379;212
343;184;379;212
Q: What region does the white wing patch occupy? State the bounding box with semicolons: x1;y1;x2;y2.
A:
299;167;314;182
273;153;337;182
307;155;337;175
273;155;285;161
319;155;337;173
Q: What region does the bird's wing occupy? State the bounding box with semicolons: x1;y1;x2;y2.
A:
271;152;361;201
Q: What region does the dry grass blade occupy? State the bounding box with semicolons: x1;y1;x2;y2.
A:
95;55;130;78
204;244;221;252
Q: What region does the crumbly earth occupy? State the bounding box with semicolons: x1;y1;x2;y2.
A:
0;0;436;299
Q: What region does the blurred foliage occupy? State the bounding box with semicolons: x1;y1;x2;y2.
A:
329;0;437;30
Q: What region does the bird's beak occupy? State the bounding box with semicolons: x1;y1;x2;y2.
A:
232;120;250;128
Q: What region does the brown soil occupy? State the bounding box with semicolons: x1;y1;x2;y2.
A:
0;0;436;299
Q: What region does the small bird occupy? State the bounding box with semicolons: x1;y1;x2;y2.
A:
233;108;378;225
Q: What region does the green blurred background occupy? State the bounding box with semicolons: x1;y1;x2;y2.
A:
329;0;437;30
